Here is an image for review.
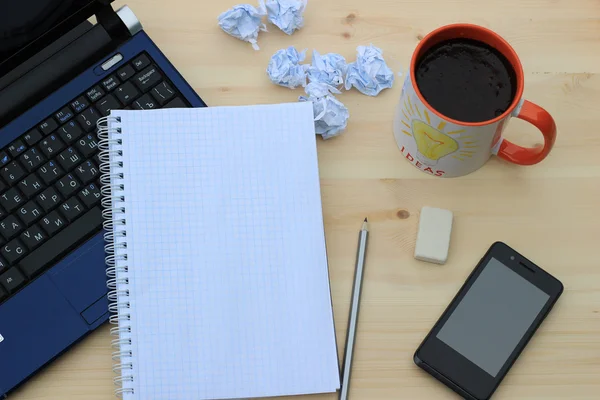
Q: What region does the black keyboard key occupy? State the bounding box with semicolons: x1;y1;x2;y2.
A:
59;197;85;222
38;118;58;135
164;97;187;109
0;267;26;293
55;174;81;198
17;201;43;226
151;81;176;105
70;96;89;113
96;94;122;117
39;134;66;158
38;160;64;185
19;147;45;172
0;215;24;241
114;81;140;105
54;106;74;124
117;64;136;81
57;147;83;171
76;107;101;132
40;211;66;236
0;188;24;213
23;129;43;146
2;240;27;265
0;207;5;224
86;85;105;102
132;53;151;71
7;139;27;158
0;152;9;168
57;120;84;145
78;183;101;208
1;161;26;185
132;93;158;110
75;134;99;158
0;257;8;274
74;160;99;184
101;74;120;92
20;224;47;251
18;173;44;198
133;65;162;92
37;187;61;212
19;207;102;278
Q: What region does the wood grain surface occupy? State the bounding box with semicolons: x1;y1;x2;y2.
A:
10;0;600;399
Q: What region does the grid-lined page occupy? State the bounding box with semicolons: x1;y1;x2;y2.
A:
111;103;340;400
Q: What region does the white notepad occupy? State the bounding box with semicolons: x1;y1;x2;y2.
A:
99;102;340;400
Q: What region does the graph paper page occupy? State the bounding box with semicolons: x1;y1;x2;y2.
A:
111;103;339;400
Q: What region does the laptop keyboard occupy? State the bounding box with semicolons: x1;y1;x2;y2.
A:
0;52;189;303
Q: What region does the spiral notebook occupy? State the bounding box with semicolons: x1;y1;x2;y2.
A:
98;102;340;400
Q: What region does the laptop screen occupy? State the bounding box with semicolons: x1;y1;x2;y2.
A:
0;0;102;73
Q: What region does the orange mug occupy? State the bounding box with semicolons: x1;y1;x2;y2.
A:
393;24;557;177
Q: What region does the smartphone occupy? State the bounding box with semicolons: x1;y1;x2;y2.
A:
414;242;563;400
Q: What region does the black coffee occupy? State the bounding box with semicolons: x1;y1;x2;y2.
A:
415;38;517;123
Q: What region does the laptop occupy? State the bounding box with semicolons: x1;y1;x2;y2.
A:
0;0;206;395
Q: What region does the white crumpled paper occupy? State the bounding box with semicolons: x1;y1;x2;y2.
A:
218;2;267;50
345;44;395;96
265;0;307;35
307;50;348;87
299;82;349;139
266;46;309;88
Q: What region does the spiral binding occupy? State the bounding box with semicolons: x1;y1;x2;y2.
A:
97;116;134;398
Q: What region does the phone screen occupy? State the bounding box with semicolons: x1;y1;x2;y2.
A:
436;257;550;377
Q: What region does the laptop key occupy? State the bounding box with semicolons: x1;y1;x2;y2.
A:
40;211;66;236
70;96;89;113
0;188;25;213
19;206;102;279
132;93;158;110
39;134;66;158
97;94;122;117
0;215;24;241
1;161;26;185
59;197;85;222
78;183;101;208
114;82;140;105
17;201;43;226
55;174;81;198
18;173;44;198
117;64;136;81
75;134;99;158
151;81;175;105
74;160;99;184
132;53;151;71
0;267;26;293
57;147;83;171
20;225;47;251
76;107;101;132
164;97;187;109
19;147;45;172
37;187;62;212
2;239;27;264
101;75;120;92
23;129;43;146
86;85;105;102
0;152;10;168
58;120;84;145
7;139;27;158
54;106;74;124
38;118;58;136
133;65;162;92
38;160;64;185
0;257;8;274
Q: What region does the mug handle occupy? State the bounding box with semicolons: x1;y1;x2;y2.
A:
497;100;557;165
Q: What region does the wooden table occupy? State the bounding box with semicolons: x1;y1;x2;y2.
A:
12;0;600;399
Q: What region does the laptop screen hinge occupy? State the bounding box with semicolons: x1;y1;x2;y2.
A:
96;5;143;42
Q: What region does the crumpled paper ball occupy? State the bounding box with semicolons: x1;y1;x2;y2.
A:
345;44;395;96
307;50;348;87
299;82;349;139
265;0;307;35
218;2;267;50
267;46;309;88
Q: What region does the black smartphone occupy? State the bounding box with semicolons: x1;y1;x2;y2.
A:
414;241;563;400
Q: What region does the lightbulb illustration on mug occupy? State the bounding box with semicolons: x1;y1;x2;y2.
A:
412;120;458;165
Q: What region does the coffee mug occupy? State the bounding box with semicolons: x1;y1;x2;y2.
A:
393;23;557;178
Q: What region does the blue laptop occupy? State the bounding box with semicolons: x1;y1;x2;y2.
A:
0;0;206;395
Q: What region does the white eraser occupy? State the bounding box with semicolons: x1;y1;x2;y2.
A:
414;206;453;265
